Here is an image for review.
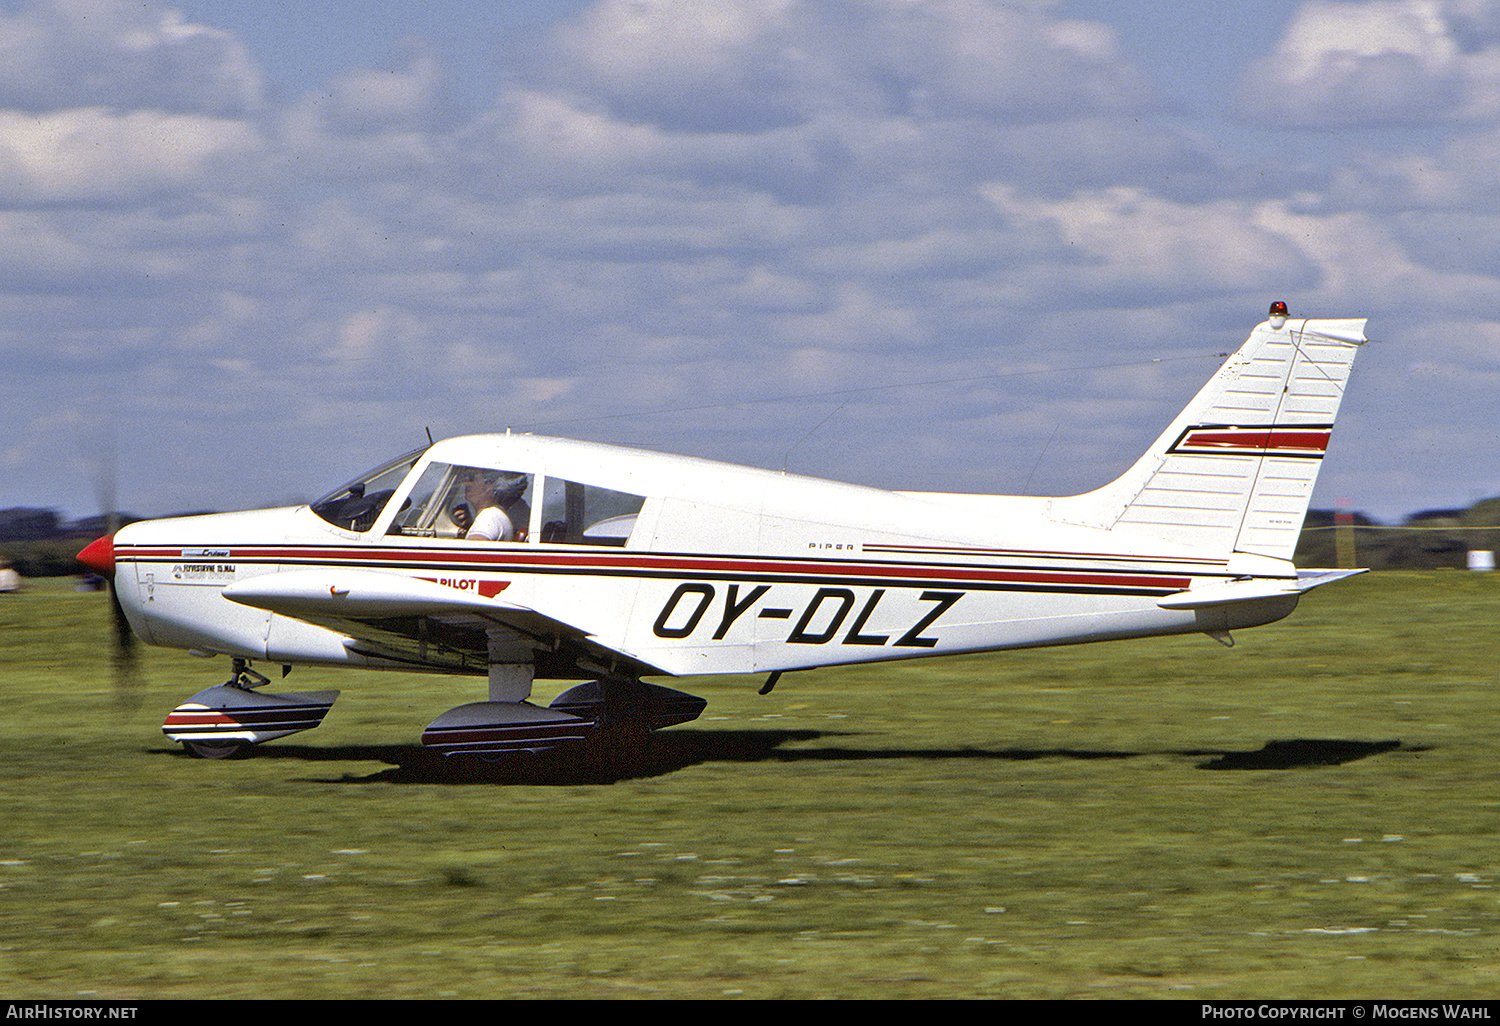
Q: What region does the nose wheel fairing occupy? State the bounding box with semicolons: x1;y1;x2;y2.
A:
163;684;340;755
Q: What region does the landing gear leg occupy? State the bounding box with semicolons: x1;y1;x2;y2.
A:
226;657;269;691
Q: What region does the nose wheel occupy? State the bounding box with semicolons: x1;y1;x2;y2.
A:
184;740;247;760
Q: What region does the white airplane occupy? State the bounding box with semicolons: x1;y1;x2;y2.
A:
78;303;1368;761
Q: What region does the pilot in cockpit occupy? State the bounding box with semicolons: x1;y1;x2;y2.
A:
463;472;531;542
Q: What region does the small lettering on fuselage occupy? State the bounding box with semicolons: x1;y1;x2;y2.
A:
171;563;236;581
417;577;510;598
651;582;962;648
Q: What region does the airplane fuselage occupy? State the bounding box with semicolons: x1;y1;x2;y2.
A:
109;434;1299;682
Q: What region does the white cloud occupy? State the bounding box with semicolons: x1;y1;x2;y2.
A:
1255;200;1500;310
859;0;1149;120
0;0;264;116
547;0;813;132
545;0;1149;130
1239;0;1500;126
978;185;1317;304
0;107;262;203
773;283;930;352
311;45;457;136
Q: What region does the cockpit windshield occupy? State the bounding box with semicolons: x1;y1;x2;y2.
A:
387;462;535;540
310;448;426;532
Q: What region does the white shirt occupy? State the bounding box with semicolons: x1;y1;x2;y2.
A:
468;506;514;541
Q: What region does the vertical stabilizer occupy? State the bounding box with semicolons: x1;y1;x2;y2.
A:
1049;315;1366;560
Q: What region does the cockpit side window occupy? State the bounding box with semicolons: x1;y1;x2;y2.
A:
388;462;535;542
310;448;425;532
539;478;645;546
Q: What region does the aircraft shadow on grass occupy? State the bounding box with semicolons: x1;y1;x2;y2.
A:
151;731;1422;785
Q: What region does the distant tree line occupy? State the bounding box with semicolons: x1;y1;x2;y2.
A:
6;498;1500;577
1295;498;1500;571
0;507;147;578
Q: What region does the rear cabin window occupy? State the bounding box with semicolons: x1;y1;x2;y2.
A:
539;478;645;546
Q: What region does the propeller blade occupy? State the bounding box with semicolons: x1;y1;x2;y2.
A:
109;575;143;710
78;528;141;709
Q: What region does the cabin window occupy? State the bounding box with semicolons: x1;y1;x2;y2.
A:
539;478;645;546
310;448;425;532
387;462;535;541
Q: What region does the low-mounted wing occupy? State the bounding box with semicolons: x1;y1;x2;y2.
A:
221;568;664;678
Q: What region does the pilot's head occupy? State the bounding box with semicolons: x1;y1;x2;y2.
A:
495;475;527;509
463;472;498;508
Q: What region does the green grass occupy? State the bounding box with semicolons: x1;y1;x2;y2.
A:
2;573;1498;998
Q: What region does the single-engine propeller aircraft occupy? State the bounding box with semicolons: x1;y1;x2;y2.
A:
79;304;1368;762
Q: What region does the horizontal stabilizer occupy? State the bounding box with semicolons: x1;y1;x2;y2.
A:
1157;568;1365;610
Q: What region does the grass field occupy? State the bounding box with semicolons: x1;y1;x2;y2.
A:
2;572;1497;999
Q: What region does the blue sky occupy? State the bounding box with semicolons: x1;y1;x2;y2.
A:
3;0;1498;523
